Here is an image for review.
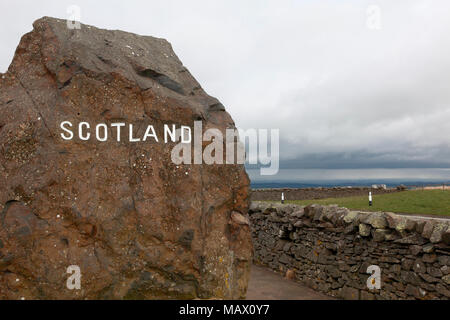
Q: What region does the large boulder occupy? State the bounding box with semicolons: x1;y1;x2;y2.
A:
0;17;252;299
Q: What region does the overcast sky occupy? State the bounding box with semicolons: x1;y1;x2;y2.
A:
1;0;450;174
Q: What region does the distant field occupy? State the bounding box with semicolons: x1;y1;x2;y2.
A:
281;190;450;217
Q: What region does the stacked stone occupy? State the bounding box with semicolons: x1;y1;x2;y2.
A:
249;202;450;300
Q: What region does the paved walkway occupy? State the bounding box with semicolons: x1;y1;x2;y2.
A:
246;265;334;300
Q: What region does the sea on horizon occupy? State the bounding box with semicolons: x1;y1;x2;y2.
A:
247;168;450;189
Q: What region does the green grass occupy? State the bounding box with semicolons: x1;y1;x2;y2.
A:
280;190;450;217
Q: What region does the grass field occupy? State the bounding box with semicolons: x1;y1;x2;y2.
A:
282;190;450;217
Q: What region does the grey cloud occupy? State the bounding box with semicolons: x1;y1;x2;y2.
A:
1;0;450;172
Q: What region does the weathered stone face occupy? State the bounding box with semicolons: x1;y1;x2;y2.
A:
0;17;252;300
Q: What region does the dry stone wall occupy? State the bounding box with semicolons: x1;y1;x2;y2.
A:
250;187;400;202
249;202;450;300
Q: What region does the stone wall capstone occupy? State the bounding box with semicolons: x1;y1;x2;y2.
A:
249;202;450;300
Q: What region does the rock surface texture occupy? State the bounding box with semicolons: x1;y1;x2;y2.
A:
0;17;252;299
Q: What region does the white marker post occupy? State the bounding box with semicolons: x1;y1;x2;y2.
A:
281;192;285;204
369;192;373;207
